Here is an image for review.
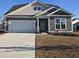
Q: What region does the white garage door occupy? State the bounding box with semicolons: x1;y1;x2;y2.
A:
8;20;36;33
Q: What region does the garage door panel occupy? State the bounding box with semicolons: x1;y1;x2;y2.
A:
8;20;36;33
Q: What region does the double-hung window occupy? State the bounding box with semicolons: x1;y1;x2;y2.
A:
55;18;67;30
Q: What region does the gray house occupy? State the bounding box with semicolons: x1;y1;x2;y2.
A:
3;0;73;33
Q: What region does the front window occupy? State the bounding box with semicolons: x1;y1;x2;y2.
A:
56;18;60;29
61;18;66;29
55;18;66;30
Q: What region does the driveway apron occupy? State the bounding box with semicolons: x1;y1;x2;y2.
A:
0;33;35;58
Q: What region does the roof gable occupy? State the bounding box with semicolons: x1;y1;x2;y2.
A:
47;9;73;16
35;7;57;16
51;10;71;15
31;1;50;7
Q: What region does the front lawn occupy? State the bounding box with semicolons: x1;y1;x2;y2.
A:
35;32;79;58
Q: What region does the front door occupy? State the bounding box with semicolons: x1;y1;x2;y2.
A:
39;19;48;32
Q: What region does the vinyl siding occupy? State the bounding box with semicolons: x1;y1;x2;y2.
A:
50;17;55;31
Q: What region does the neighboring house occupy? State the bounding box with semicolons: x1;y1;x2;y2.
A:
72;18;79;31
3;0;74;33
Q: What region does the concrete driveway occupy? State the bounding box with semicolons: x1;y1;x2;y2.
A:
0;33;35;58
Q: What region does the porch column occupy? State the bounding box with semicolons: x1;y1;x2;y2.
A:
37;17;39;33
71;17;73;32
4;16;7;32
48;17;50;32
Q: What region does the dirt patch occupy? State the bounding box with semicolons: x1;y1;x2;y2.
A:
35;33;79;58
36;48;79;58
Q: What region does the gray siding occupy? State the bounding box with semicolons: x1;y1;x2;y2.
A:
50;17;55;31
50;16;72;32
67;17;72;31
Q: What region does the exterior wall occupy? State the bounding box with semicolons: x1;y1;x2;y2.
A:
6;2;48;15
50;16;72;32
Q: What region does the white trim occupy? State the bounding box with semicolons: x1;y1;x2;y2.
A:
47;15;73;17
35;7;56;16
55;18;67;30
58;31;73;33
37;17;39;32
59;7;74;16
47;8;74;16
6;1;50;15
47;9;61;16
71;17;73;32
48;17;50;32
49;31;55;32
4;19;6;32
3;16;7;32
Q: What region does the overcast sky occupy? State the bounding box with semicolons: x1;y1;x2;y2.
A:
0;0;79;18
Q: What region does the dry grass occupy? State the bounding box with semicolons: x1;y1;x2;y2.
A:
35;32;79;58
